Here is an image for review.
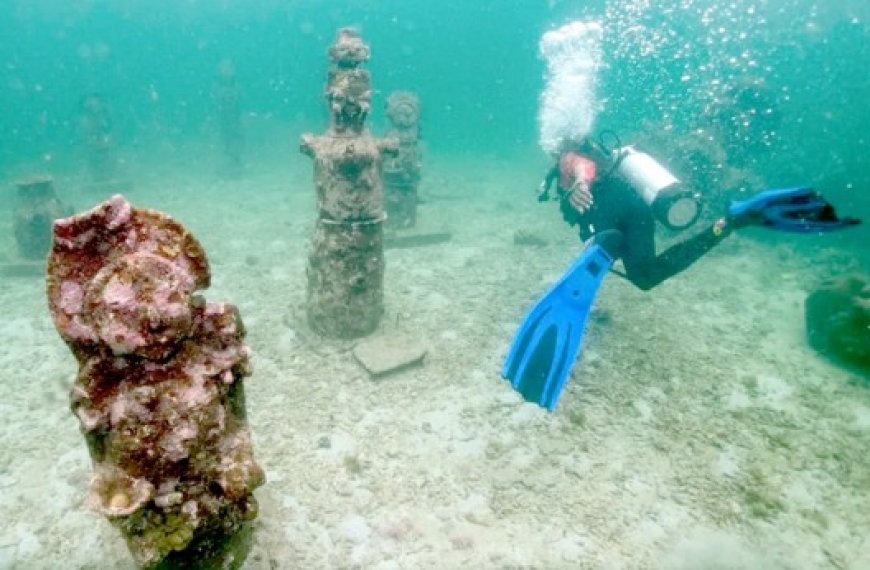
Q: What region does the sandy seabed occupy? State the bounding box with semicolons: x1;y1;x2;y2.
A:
0;148;868;569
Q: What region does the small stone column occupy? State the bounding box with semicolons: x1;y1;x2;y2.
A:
383;91;422;229
13;175;68;260
301;28;397;338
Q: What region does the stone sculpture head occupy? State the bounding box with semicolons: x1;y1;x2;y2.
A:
386;91;421;130
328;27;370;68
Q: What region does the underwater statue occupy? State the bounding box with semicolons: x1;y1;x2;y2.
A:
46;195;264;569
300;28;398;338
79;93;120;183
383;91;422;229
11;174;68;260
214;59;245;176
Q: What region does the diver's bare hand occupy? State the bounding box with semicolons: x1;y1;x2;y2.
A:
567;180;594;213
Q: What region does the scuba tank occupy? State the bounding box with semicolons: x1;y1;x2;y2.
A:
611;146;701;231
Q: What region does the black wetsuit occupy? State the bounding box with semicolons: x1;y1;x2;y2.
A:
546;158;731;291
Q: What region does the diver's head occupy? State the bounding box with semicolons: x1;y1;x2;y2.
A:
555;137;609;166
555;137;591;157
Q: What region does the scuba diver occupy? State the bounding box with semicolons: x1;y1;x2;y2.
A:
538;135;732;291
503;132;861;411
502;19;861;412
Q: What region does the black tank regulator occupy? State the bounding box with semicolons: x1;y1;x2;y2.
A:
595;131;702;231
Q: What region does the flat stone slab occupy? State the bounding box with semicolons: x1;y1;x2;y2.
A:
385;230;452;249
353;334;427;378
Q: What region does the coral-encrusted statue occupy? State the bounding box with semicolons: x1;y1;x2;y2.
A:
383;91;422;228
301;28;397;338
46;195;264;569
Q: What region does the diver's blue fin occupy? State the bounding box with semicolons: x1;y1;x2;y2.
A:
502;244;613;411
729;187;861;233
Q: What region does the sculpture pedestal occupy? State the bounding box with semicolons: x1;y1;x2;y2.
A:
306;217;385;338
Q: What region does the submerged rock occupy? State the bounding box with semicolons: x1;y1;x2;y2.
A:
805;274;870;374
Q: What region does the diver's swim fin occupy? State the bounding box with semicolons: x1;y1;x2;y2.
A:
729;187;861;232
502;244;613;411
